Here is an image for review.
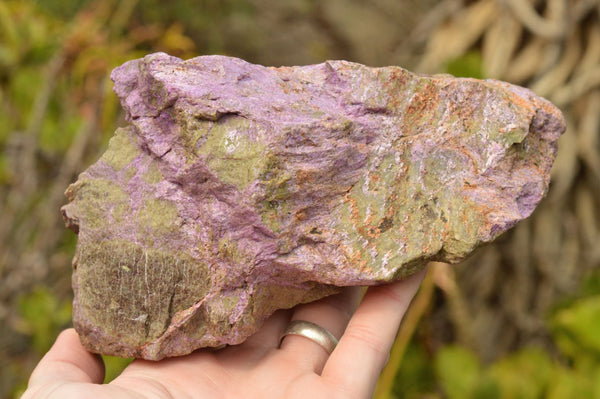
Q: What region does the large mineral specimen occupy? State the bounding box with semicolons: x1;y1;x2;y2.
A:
62;53;565;359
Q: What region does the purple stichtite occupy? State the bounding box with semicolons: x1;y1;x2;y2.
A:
62;53;565;360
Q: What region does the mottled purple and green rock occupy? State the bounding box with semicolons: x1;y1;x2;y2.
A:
61;53;565;359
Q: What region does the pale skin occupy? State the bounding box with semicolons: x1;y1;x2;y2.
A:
22;269;426;399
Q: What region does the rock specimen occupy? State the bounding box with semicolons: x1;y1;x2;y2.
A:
62;53;565;360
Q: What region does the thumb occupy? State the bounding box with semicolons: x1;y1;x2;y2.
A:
26;329;105;391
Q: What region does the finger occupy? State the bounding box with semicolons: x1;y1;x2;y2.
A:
216;309;293;367
322;269;427;398
278;287;363;373
242;309;291;351
27;329;105;389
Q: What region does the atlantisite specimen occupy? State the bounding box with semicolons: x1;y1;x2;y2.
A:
62;53;565;359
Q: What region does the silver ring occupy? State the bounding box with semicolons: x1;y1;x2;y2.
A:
279;320;339;354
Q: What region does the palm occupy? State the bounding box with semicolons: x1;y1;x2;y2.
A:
23;270;425;399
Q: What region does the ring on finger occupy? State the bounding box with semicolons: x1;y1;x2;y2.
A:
279;320;339;354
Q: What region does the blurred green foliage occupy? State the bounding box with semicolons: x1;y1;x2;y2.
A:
17;288;72;353
0;1;203;396
384;274;600;398
10;288;73;397
392;343;436;398
445;51;484;80
102;355;135;383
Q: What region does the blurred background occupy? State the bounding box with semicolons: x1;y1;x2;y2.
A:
1;0;599;397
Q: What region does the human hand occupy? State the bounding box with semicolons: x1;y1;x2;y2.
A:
22;269;426;399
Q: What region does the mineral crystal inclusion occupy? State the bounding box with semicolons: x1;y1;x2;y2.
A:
61;53;565;359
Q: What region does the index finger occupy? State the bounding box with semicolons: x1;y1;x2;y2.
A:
321;268;427;398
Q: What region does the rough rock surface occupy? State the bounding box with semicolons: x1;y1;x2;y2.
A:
61;53;565;359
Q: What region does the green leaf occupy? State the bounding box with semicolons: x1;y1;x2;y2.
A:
435;345;481;399
17;287;72;353
102;355;134;383
8;66;43;126
472;375;501;399
445;51;484;79
547;367;595;399
487;347;552;399
392;342;436;399
553;295;600;355
39;111;84;153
